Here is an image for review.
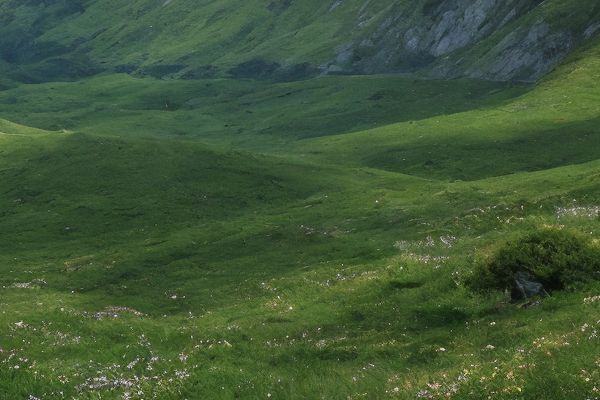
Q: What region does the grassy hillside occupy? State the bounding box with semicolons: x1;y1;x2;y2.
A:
300;37;600;180
0;3;599;400
0;73;526;147
0;38;599;399
0;133;599;399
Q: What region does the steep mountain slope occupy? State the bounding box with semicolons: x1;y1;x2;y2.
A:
0;0;598;82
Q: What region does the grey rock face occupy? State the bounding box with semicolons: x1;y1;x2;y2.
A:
464;23;574;81
584;22;600;39
511;270;546;300
428;0;497;57
333;0;542;74
329;0;598;82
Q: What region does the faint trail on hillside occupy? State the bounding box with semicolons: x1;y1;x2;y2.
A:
0;132;32;136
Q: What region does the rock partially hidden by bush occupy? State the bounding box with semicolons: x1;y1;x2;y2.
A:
512;270;546;300
469;228;600;298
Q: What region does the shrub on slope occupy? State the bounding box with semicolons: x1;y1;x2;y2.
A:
470;228;600;294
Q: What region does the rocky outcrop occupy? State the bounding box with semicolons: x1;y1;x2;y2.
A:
324;0;599;82
511;271;546;301
461;23;574;81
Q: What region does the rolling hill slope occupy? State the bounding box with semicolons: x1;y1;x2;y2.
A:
299;36;600;180
0;105;599;399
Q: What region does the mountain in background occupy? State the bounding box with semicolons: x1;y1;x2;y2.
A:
0;0;599;84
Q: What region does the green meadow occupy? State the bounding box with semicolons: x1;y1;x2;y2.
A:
0;7;599;400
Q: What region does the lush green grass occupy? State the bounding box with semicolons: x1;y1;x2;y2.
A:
298;38;600;180
0;20;599;400
0;73;526;149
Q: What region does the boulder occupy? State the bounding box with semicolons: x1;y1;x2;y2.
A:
511;270;546;301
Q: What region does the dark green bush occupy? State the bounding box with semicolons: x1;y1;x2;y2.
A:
469;228;600;292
